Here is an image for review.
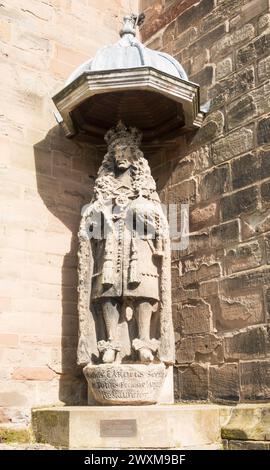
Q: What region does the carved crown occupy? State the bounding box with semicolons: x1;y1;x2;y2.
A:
104;121;142;148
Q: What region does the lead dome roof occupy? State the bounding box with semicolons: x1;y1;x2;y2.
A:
66;15;188;86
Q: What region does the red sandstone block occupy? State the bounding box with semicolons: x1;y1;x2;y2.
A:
53;43;89;66
49;58;73;79
0;296;12;311
12;367;56;381
190;202;219;231
20;0;53;22
20;334;61;347
0;334;18;348
0;19;11;43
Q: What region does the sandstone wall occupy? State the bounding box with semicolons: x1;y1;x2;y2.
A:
0;0;136;426
140;0;270;403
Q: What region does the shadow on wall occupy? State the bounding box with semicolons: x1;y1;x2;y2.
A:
34;125;99;405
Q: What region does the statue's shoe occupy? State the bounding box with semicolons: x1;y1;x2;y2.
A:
103;348;116;363
139;347;154;363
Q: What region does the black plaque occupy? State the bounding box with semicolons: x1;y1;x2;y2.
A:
100;419;137;437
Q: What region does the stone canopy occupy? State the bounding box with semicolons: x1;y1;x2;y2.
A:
52;15;204;145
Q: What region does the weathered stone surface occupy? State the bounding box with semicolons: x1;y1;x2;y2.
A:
217;292;264;331
264;233;270;264
222;404;270;440
224;241;263;274
257;116;270;145
171;158;195;185
162;20;177;46
192;146;211;173
83;363;167;405
190;110;225;146
211;220;240;248
199;165;230;201
209;363;240;402
210;67;255;109
140;0;198;41
241;208;270;238
12;367;56;381
199;280;219;298
181;262;221;286
212;128;254;164
180;302;212;335
188;25;226;59
265;287;270;317
224;327;269;360
231;153;260;190
190;202;218;231
211;24;255;60
227;95;256;130
258;13;270;32
261;181;270;205
236;33;270;67
0;334;19;348
195;334;224;364
199;0;231;34
183;230;211;255
190;49;209;76
0;409;10;424
216;57;233;80
176;334;223;365
258;55;270;82
173;27;197;53
168;179;196;204
190;65;214;90
226;440;270;450
176;0;215;33
240;361;270;400
250;81;270;116
175;337;195;364
179;364;209;400
261;150;270;179
221;186;259;221
221;269;270;294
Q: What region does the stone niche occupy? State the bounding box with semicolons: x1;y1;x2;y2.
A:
52;14;203;407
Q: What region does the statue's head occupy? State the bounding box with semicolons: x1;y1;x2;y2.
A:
94;121;156;201
113;142;134;171
105;121;142;172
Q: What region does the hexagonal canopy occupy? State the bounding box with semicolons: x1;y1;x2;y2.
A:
53;67;203;145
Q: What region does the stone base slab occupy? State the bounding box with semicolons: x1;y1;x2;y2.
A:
32;404;229;449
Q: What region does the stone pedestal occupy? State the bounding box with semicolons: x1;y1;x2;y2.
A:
32;404;229;449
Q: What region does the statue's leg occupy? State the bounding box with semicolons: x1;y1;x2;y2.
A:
136;301;152;341
135;301;154;362
102;299;120;363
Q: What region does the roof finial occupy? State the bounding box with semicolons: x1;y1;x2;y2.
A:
119;13;145;37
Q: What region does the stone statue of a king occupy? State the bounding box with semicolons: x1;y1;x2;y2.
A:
77;122;174;405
